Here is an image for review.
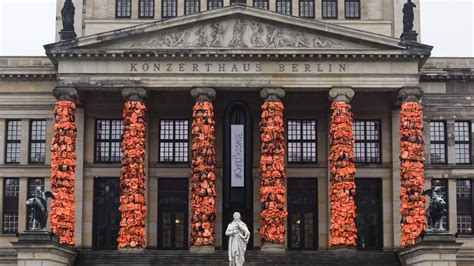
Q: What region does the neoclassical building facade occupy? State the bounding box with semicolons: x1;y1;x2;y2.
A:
0;0;473;265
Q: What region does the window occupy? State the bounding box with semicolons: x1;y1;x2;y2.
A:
5;120;21;164
230;0;246;4
432;179;449;230
299;0;315;18
345;0;360;19
27;178;45;230
3;178;19;234
139;0;154;18
322;0;337;18
208;0;223;10
185;0;200;14
159;120;189;163
95;119;123;163
116;0;131;18
353;120;381;163
455;121;471;164
430;121;447;164
457;179;473;233
162;0;177;18
287;120;317;163
276;0;292;15
254;0;269;9
29;120;46;164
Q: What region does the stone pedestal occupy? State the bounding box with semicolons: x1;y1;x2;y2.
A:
189;246;215;254
260;243;285;253
398;233;462;266
400;31;418;41
12;231;77;266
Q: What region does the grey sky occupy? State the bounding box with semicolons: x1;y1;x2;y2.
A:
0;0;473;57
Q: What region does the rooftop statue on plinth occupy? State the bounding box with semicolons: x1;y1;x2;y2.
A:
226;212;250;266
59;0;77;40
25;186;54;231
423;186;448;232
401;0;418;41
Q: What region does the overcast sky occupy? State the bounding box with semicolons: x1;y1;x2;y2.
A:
0;0;473;57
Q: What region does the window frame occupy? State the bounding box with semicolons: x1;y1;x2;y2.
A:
456;178;474;234
94;119;124;164
344;0;360;19
26;178;45;230
299;0;315;18
185;0;201;15
138;0;155;18
116;0;132;18
5;119;21;164
353;119;382;164
276;0;293;15
429;120;448;165
454;120;472;165
286;119;318;164
207;0;223;10
253;0;269;9
28;120;46;165
158;119;190;164
162;0;178;18
2;178;19;234
322;0;338;19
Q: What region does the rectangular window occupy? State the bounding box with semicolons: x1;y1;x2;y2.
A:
430;121;447;164
159;120;189;163
27;178;45;230
322;0;337;18
457;179;473;233
3;178;19;234
185;0;200;14
455;121;471;164
139;0;154;18
116;0;132;18
95;119;123;163
299;0;315;18
253;0;269;9
208;0;223;10
162;0;177;18
29;120;46;164
287;120;317;163
345;0;360;19
230;0;246;4
353;120;381;163
5;120;21;164
432;179;449;230
277;0;292;15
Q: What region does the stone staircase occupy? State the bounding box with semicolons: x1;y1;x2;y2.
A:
75;249;401;266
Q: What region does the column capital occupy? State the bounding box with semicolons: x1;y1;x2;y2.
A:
53;86;78;102
191;87;216;102
260;87;285;102
121;87;147;102
398;87;423;103
329;87;354;103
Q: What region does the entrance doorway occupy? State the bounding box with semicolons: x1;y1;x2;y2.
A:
223;102;253;249
157;178;188;250
355;178;383;250
287;178;318;250
93;178;120;250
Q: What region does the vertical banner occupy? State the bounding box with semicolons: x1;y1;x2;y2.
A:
231;124;245;187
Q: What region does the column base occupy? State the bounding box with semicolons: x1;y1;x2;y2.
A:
260;243;286;253
118;248;145;254
330;245;357;253
189;246;215;254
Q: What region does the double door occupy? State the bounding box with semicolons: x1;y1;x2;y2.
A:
355;178;383;250
93;178;121;250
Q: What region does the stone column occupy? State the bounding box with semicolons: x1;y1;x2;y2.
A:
190;88;217;254
398;87;426;249
50;86;78;246
328;87;357;249
117;87;148;250
259;87;287;253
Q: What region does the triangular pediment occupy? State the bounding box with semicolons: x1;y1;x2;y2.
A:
45;5;432;56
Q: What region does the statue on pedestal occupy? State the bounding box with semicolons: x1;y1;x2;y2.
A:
59;0;77;40
423;186;447;232
402;0;417;33
225;212;250;266
25;186;54;231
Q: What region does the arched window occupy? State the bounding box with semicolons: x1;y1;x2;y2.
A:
139;0;154;18
276;0;292;15
116;0;131;18
345;0;360;19
208;0;223;10
162;0;177;18
322;0;337;19
299;0;315;18
185;0;200;15
253;0;269;9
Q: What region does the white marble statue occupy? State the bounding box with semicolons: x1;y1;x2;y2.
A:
225;212;250;266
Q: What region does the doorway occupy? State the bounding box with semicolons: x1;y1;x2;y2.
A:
93;178;120;250
355;178;383;250
223;102;253;249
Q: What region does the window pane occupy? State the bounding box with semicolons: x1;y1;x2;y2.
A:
299;0;314;18
254;0;269;9
6;120;21;164
185;0;200;14
456;180;472;233
3;178;19;233
116;0;131;17
322;0;337;18
159;120;189;163
208;0;223;10
139;0;154;17
353;120;381;163
277;0;292;15
95;120;123;163
430;121;447;164
287;119;317;163
345;0;360;18
455;121;471;164
163;0;177;17
30;120;46;164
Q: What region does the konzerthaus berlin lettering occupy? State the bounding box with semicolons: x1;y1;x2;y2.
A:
0;0;473;265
